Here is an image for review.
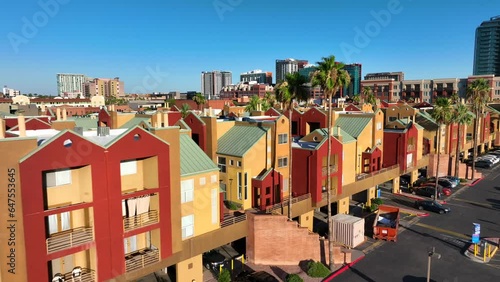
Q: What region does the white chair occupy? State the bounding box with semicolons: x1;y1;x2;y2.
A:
72;267;82;278
52;273;64;282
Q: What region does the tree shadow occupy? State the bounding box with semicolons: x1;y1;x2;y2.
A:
494;186;500;191
269;266;288;281
402;275;437;282
400;225;469;254
391;198;417;208
486;198;500;209
466;201;500;212
299;259;313;273
347;266;377;282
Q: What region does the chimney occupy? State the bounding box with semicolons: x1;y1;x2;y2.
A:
17;113;26;137
156;111;163;127
56;108;62;121
62;108;67;121
335;125;342;141
166;102;170;109
0;118;5;139
163;112;169;127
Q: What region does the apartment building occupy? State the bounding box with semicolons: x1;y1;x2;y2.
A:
201;71;233;100
240;70;273;84
84;77;125;98
473;16;500;76
220;82;273;99
276;58;308;83
57;74;87;97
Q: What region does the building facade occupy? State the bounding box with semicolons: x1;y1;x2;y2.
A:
201;71;233;100
343;63;362;97
84;77;125;98
57;74;87;97
364;72;404;82
240;70;272;85
275;58;308;83
473;16;500;76
2;86;21;98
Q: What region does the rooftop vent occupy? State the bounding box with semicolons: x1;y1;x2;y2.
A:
73;127;83;135
97;126;110;136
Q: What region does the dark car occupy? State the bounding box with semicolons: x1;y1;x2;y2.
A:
202;250;226;271
414;200;451;214
467;160;493;168
426;177;456;189
412;186;442;199
235;271;279;282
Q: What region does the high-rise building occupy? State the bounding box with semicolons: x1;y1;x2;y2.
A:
343;63;362;97
364;72;404;82
240;70;273;84
473;16;500;76
275;58;308;83
201;71;232;99
84;77;125;98
2;86;21;98
56;73;87;97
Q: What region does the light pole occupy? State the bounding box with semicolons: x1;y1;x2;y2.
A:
427;247;441;282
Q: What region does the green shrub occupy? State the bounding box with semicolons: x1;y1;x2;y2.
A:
218;268;231;282
369;203;379;212
306;261;330;278
286;274;304;282
460;178;467;183
372;198;383;205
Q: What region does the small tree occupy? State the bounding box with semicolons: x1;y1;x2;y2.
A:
218;268;231;282
286;273;304;282
180;103;190;118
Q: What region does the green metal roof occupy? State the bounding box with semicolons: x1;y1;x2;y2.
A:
415;112;438;131
311;128;356;144
68;117;98;131
334;115;373;139
120;117;151;129
217;125;270;157
180;134;218;176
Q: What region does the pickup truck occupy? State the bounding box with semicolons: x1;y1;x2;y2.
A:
372;205;400;242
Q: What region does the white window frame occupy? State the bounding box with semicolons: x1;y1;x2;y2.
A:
211;188;218;224
181;179;194;203
46;169;72;187
278;133;288;144
237;161;242;167
181;215;194;239
120;160;137;176
211;174;217;183
278;157;288;168
199;177;206;186
218;157;227;173
376;122;382;130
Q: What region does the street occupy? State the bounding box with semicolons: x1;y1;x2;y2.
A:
336;165;500;282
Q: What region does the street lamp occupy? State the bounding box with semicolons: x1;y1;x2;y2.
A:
427;247;441;282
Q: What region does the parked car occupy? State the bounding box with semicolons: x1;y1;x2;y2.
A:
426;177;457;189
414;200;451;214
479;155;500;164
467;159;494;168
202;250;226;271
487;150;500;156
411;186;442;199
441;176;460;186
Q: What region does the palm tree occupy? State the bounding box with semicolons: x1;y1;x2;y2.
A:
452;103;474;177
275;72;308;221
192;93;206;111
431;97;453;199
362;86;376;109
311;55;350;271
352;94;361;104
264;91;276;108
245;95;260;112
466;78;491;179
180;103;190;118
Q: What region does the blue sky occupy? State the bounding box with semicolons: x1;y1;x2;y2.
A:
1;0;499;95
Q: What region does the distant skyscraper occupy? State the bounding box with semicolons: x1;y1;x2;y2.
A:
84;77;125;98
473;16;500;76
201;71;232;99
275;58;308;83
240;70;273;84
343;63;362;97
57;73;87;97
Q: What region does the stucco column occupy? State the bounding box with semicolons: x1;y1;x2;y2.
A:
336;197;349;215
176;254;203;282
392;177;400;194
409;170;419;186
366;187;376;206
479;143;485;155
298;210;314;232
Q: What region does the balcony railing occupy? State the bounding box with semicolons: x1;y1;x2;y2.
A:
220;214;247;228
125;248;160;273
58;268;96;282
265;193;311;214
46;227;93;254
123;210;159;232
321;165;338;176
407;144;415;151
356;164;399;181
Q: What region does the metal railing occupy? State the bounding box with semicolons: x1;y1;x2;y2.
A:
265;193;311;214
322;165;338;176
46;227;94;254
58;268;96;282
356;164;399;181
220;214;247;228
125;248;160;273
123;210;159;232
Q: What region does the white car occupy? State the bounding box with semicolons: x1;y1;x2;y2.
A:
477;155;499;164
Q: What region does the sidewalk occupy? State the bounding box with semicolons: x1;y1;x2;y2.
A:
464;237;500;263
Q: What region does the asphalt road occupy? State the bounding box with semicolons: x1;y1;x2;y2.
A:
336;165;500;282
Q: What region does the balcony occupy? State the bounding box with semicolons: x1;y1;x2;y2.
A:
407;144;415;151
321;165;338;176
56;268;96;282
123;210;159;232
125;248;160;273
46;227;94;254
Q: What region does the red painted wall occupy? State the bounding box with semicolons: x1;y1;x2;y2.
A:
98;109;113;128
251;170;283;210
448;123;459;154
383;124;418;171
283;109;302;136
166;112;182;126
19;128;172;281
184;113;207;151
300;108;327;137
482;113;490;143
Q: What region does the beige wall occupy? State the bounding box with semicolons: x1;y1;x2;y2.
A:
342;142;357;185
176;254;203;282
373;110;384;150
120;157;159;193
46;166;93;208
273;116;290;199
356;123;374;174
0;138;38;282
215;120;235;140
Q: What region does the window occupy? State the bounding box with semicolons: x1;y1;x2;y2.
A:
218;157;226;173
237;172;242;200
181;179;194;203
237;161;242;167
244;172;248;200
120;160;137;176
283;179;289;192
46;169;72;187
211;188;218;224
211;174;217;183
376;139;382;145
278;133;288;144
278;157;288;167
230;160;234;166
182;215;194;239
47;211;71;234
376;122;382;130
199;177;206;185
124;235;138;254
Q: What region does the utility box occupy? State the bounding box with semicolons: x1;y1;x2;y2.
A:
331;214;365;248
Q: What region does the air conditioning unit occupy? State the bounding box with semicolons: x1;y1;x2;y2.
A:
97;126;110;136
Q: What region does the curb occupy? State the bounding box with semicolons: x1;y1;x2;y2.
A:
322;255;365;281
467;178;483;187
396;192;446;205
